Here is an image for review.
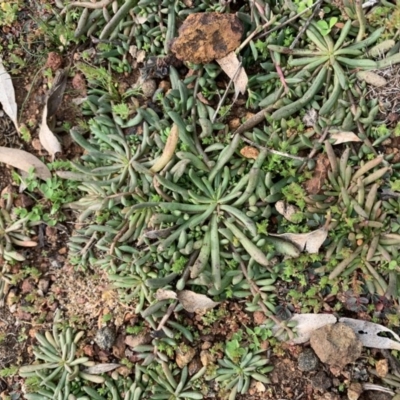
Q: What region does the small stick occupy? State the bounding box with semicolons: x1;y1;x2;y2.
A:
233;101;282;136
230;245;291;337
155;251;198;332
241;136;306;161
297;126;330;173
270;50;289;94
290;0;322;49
236;16;277;54
211;61;242;123
256;1;321;40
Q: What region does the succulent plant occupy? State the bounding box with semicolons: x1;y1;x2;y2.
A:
19;310;103;399
215;347;272;400
146;362;205;400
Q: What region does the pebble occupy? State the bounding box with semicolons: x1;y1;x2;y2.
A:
95;326;116;350
298;348;319;372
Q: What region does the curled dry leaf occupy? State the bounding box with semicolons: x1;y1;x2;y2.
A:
177;290;219;314
47;69;68;118
216;51;248;99
150;124;179;172
0;57;18;131
38;69;68;159
356;71;387;87
155;288;178;301
330;131;361;145
240;146;259;160
0;147;51;180
275;200;300;223
270;226;328;254
39;105;62;160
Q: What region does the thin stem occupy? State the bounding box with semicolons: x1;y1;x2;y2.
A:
236;16;277;54
230;245;292;337
211;61;242;123
241;136;306;161
290;0;322;49
256;2;321;41
297;126;330;174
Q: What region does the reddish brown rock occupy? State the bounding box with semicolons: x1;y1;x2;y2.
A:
310;323;362;369
171;13;243;64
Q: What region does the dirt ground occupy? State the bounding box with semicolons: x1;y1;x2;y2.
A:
1;3;400;400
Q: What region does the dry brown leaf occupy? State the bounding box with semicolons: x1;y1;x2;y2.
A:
304;153;330;195
39;105;62;160
155;288;178;301
270;227;328;254
275;201;299;223
240;146;259;160
216;52;248;99
356;71;387;87
330;131;361;145
177;290;219;314
150;124;179;172
0;57;18;131
56;171;88;180
84;363;120;374
0;147;51;180
11;239;37;247
47;69;68;118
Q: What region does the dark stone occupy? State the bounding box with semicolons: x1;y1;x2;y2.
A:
298;348;319;372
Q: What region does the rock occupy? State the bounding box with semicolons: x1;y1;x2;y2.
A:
141;79;157;98
201;341;212;350
46;52;63;71
347;382;363;400
188;357;202;375
176;345;196;369
310;323;362;369
375;359;388;377
171;13;243;64
95;326;116;350
37;279;50;295
125;333;151;349
298;348;319;372
21;279;35;294
311;371;332;391
200;350;215;367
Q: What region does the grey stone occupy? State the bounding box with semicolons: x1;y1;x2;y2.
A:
95;326;116;350
311;371;332;391
298;348;319;371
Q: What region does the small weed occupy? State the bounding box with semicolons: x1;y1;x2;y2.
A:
0;365;18;378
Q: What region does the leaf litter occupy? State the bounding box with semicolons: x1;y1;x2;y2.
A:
285;313;400;351
269;226;328;254
38;69;68;159
0;57;19;132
